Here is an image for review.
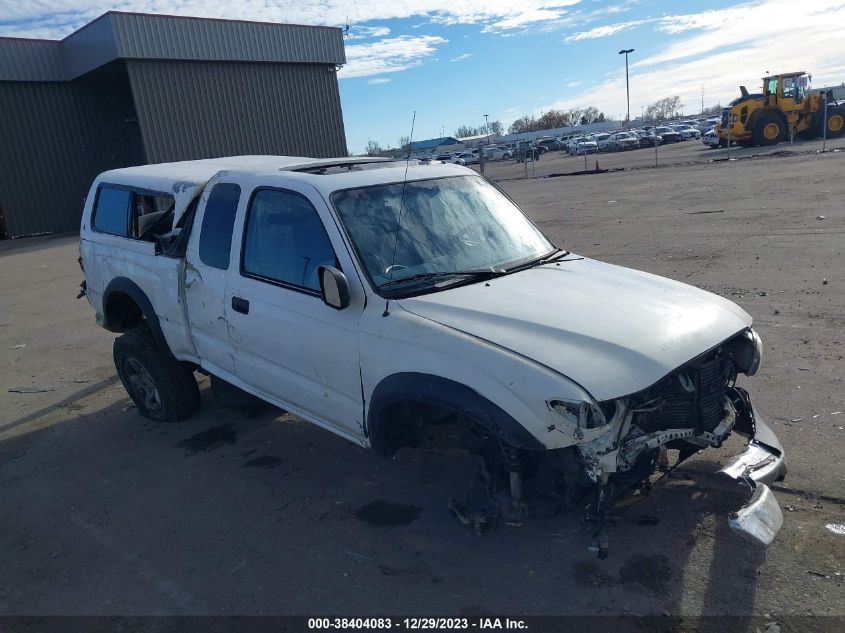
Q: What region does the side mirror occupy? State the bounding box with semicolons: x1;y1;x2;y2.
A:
318;265;350;310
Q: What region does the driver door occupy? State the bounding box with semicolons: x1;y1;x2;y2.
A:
224;183;366;442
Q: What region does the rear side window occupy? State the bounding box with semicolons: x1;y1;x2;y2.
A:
93;187;130;236
242;189;336;292
199;183;241;270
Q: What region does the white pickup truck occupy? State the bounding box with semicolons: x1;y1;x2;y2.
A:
79;155;786;555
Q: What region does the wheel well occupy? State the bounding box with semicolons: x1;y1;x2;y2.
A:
374;400;476;455
366;373;545;456
104;291;144;332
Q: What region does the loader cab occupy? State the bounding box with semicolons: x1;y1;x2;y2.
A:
763;72;810;112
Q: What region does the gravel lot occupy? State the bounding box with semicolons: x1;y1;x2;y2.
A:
1;142;843;625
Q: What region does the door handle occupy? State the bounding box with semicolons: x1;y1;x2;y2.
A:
231;296;250;315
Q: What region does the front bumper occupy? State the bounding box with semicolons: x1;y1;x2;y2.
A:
719;389;787;546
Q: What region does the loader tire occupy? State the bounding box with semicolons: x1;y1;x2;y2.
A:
114;327;200;422
752;115;785;146
823;107;845;138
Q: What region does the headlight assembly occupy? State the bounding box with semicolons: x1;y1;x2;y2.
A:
548;398;607;429
743;329;763;376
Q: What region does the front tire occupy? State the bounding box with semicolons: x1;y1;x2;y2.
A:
752;115;785;146
113;327;200;422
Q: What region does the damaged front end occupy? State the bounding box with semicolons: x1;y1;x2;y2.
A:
573;331;786;556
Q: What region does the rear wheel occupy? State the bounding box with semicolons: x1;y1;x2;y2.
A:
113;327;200;422
752;115;785;146
823;107;845;138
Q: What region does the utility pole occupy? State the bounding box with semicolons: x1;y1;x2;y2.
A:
618;49;634;128
484;113;490;144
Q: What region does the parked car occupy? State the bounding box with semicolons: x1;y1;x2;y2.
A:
454;152;479;165
514;143;541;161
702;128;720;148
630;129;662;147
654;126;682;143
568;138;598;155
482;146;512;161
673;125;701;140
536;138;566;152
435;153;465;165
591;133;612;151
698;118;721;134
79;155;786;555
606;132;640;152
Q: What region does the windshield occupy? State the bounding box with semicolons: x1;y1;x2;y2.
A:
332;175;554;295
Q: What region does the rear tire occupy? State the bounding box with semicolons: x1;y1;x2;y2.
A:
752;114;785;146
113;327;200;422
823;107;845;138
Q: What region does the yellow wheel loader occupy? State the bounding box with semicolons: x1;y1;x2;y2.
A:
716;72;844;147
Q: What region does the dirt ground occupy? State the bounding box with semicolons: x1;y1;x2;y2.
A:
1;143;844;624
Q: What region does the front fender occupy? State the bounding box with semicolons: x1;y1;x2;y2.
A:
359;304;601;451
367;372;545;455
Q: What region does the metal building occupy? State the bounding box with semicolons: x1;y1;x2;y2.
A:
0;12;348;239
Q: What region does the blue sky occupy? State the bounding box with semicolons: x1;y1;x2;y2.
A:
3;0;845;154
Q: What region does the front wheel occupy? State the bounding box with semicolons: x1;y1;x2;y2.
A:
752;115;785;146
113;327;200;422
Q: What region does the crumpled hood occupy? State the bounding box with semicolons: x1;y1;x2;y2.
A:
398;256;752;401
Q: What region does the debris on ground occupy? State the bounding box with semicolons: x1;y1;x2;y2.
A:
825;523;845;535
10;343;26;349
9;386;53;393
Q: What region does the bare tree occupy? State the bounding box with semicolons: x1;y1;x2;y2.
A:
365;139;382;157
644;96;683;122
508;115;538;134
579;106;605;125
397;135;411;154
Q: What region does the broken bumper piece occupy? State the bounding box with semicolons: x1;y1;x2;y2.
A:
719;400;787;546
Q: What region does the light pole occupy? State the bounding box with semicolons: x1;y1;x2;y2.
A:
484;113;490;144
618;48;634;128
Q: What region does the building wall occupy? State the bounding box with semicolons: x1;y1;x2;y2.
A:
0;69;144;237
127;60;347;164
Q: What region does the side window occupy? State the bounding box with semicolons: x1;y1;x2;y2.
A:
242;189;337;292
93;187;130;236
199;183;241;270
131;192;174;239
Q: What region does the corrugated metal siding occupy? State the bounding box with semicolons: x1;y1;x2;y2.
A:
60;14;119;80
127;60;347;163
0;71;144;237
3;13;346;83
0;39;64;81
111;13;346;67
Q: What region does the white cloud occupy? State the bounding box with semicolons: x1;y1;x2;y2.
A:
347;25;390;40
338;35;448;78
563;19;648;41
449;53;474;62
0;1;586;38
547;0;845;121
367;77;392;84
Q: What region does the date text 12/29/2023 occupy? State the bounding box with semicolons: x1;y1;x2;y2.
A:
308;618;528;630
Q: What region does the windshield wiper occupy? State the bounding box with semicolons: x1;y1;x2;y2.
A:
504;247;570;273
379;269;505;289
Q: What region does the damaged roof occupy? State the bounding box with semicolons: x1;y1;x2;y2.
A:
0;11;346;82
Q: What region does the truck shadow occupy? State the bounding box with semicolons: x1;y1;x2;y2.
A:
0;383;767;619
